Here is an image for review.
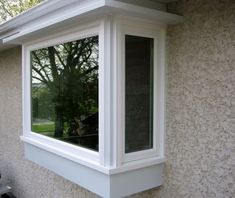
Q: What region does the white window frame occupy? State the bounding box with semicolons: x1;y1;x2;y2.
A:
115;17;166;164
22;20;106;168
21;16;166;198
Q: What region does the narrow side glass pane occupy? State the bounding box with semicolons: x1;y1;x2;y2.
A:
31;36;99;151
125;35;154;153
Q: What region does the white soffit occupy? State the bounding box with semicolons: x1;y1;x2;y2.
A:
0;0;182;50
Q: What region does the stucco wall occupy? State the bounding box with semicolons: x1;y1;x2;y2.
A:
157;0;235;197
131;2;235;198
0;48;99;198
0;0;234;198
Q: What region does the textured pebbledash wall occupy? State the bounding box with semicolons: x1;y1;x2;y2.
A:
158;0;235;197
0;48;99;198
131;1;235;198
0;0;234;198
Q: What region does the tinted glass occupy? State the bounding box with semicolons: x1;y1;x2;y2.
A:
125;35;153;153
31;36;99;151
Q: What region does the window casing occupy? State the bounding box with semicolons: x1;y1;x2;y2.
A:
117;21;165;163
23;23;103;164
22;16;166;198
31;35;99;151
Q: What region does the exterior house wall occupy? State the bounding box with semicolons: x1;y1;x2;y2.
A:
0;0;234;198
159;0;235;197
131;2;235;198
0;47;99;198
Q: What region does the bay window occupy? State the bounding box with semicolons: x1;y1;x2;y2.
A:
0;0;183;197
21;16;166;198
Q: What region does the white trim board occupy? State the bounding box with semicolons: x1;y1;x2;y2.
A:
25;142;164;198
0;0;183;49
20;12;167;198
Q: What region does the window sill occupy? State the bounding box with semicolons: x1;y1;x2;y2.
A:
21;136;164;198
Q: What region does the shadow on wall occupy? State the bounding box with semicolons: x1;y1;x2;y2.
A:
0;173;16;198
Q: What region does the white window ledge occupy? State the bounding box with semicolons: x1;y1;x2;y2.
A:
22;138;164;198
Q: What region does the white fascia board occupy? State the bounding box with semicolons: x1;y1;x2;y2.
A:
105;0;183;24
0;0;81;50
0;0;75;34
2;0;106;44
1;0;182;45
0;31;19;40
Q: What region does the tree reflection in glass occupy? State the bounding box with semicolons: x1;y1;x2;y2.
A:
31;36;99;151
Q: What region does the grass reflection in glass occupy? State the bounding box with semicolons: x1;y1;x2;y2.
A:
31;36;99;151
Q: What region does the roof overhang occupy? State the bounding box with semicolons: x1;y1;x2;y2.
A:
0;0;182;51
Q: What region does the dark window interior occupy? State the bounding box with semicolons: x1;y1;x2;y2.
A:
125;35;154;153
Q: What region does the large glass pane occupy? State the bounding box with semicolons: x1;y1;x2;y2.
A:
31;36;99;151
125;35;153;153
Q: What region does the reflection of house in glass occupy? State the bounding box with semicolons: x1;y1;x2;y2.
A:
66;112;98;151
31;36;99;151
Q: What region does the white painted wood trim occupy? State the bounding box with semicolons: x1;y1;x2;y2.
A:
21;15;166;197
105;0;183;24
21;136;106;173
115;17;166;164
0;0;183;48
2;0;106;44
24;142;164;198
22;21;103;163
